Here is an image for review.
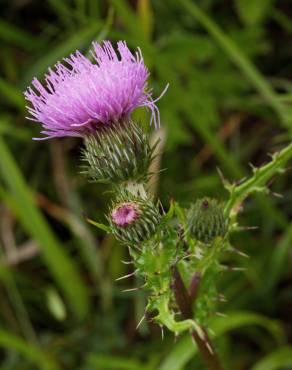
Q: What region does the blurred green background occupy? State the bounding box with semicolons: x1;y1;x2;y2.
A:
1;0;292;369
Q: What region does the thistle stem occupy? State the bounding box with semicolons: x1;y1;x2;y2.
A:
171;266;225;370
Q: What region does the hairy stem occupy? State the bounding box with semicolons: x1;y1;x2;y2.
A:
225;142;292;217
171;266;225;370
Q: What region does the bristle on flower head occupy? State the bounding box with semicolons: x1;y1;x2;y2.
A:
24;41;167;139
81;120;156;184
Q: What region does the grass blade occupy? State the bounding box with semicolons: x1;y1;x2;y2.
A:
251;346;292;370
180;0;290;130
0;77;24;111
0;20;41;51
0;330;61;370
0;135;90;320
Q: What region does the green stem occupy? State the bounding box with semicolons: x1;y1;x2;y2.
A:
155;295;203;335
225;142;292;217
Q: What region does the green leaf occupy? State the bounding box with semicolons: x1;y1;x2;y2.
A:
0;330;61;370
159;311;284;370
0;136;90;320
251;346;292;370
235;0;275;26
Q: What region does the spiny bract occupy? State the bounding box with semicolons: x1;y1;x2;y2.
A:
81;120;156;184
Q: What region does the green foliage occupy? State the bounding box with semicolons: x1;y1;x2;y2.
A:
235;0;275;26
95;138;291;336
251;346;292;370
0;330;61;370
1;0;292;369
0;136;90;320
159;311;285;370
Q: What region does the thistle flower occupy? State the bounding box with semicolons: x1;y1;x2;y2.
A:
108;191;161;246
82;120;156;183
111;202;140;227
187;198;228;244
24;41;165;139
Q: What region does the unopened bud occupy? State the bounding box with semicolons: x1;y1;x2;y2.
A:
187;198;227;244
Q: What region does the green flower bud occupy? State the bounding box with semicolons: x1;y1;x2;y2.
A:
187;198;227;244
81;120;156;184
108;191;161;246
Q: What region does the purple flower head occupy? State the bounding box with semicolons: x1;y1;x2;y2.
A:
24;41;167;139
111;202;140;227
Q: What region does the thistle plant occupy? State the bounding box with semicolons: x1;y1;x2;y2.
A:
25;40;292;370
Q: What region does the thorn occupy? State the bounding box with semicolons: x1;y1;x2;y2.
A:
160;326;164;341
121;260;133;265
121;287;140;293
196;325;206;341
222;265;246;272
237;225;258;231
216;167;230;188
249;162;257;172
115;271;136;281
181;253;196;260
235;176;247;186
229;247;249;258
136;314;146;330
229;266;246;272
218;294;227;302
216;166;226;182
271;191;283;198
206;342;214;355
235;250;250;258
